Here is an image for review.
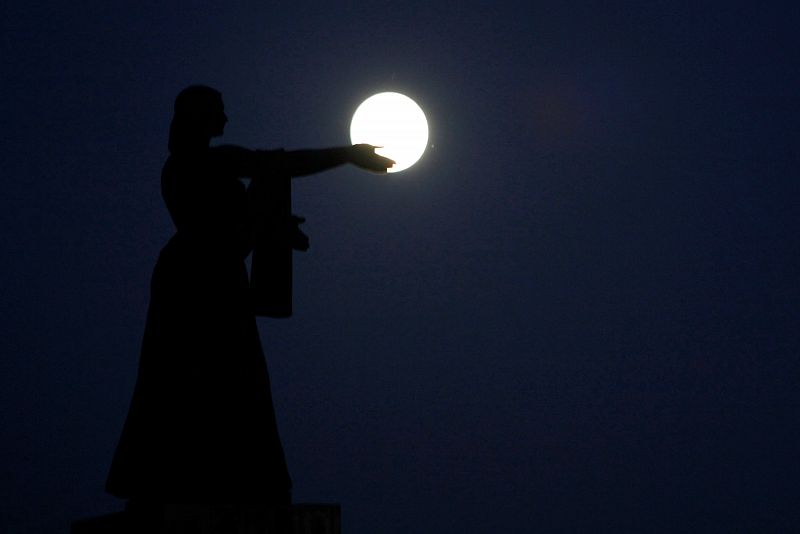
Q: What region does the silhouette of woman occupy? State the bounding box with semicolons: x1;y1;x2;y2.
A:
106;86;393;509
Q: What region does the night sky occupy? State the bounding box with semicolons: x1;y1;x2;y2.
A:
2;2;798;532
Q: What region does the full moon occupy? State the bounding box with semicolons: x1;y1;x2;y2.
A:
350;92;428;173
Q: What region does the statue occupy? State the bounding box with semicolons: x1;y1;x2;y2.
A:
102;85;393;531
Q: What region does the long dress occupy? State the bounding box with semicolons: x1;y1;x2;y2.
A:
106;146;291;504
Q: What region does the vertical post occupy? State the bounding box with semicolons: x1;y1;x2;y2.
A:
250;175;293;318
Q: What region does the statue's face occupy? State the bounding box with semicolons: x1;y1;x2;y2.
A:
208;97;228;137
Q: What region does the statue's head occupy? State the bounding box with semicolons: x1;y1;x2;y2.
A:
168;85;227;154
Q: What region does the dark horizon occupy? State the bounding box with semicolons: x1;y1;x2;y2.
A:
2;2;798;532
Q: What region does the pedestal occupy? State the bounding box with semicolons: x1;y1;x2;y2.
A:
71;503;341;534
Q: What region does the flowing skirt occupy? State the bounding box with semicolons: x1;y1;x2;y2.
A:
106;233;291;504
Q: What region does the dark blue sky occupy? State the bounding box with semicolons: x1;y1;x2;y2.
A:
2;2;798;532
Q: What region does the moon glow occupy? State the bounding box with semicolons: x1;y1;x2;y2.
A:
350;92;428;173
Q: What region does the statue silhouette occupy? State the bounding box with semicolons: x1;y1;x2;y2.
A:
105;86;393;515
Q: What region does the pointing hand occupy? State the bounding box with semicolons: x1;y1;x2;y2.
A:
349;144;395;173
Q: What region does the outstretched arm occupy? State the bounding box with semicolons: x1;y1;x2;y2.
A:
284;144;395;176
214;143;395;178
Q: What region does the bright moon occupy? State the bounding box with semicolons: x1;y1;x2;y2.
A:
350;92;428;173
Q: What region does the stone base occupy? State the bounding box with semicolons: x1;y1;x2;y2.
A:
71;503;340;534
